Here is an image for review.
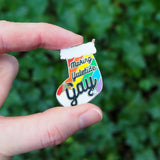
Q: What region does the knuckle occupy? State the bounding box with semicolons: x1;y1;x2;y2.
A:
40;124;65;148
0;21;9;54
0;34;5;53
35;23;48;48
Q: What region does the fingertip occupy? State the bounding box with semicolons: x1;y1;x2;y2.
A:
77;103;103;118
67;103;102;129
75;35;84;46
56;30;84;49
0;54;19;78
77;103;102;128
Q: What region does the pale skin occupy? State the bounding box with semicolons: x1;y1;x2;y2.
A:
0;21;103;160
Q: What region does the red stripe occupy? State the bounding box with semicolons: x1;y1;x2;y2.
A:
57;85;63;95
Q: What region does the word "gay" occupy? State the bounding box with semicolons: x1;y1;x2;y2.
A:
65;76;97;106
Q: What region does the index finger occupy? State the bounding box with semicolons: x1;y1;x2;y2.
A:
0;21;83;54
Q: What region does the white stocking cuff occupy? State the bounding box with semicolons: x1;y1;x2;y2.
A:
60;41;97;59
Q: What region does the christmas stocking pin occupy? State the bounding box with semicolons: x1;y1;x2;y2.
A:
56;40;103;107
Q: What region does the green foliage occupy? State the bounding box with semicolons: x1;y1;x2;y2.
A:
0;0;160;159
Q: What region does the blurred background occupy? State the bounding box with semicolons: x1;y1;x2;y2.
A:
0;0;160;159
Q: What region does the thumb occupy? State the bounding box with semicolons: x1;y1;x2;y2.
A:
0;103;102;157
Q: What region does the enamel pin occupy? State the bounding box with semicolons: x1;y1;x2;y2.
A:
56;40;103;107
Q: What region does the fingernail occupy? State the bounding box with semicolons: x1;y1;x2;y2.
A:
79;108;103;128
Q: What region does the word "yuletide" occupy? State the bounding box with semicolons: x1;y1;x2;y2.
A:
70;57;93;69
71;65;97;82
65;76;97;106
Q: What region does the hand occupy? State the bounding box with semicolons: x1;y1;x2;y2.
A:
0;21;102;160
